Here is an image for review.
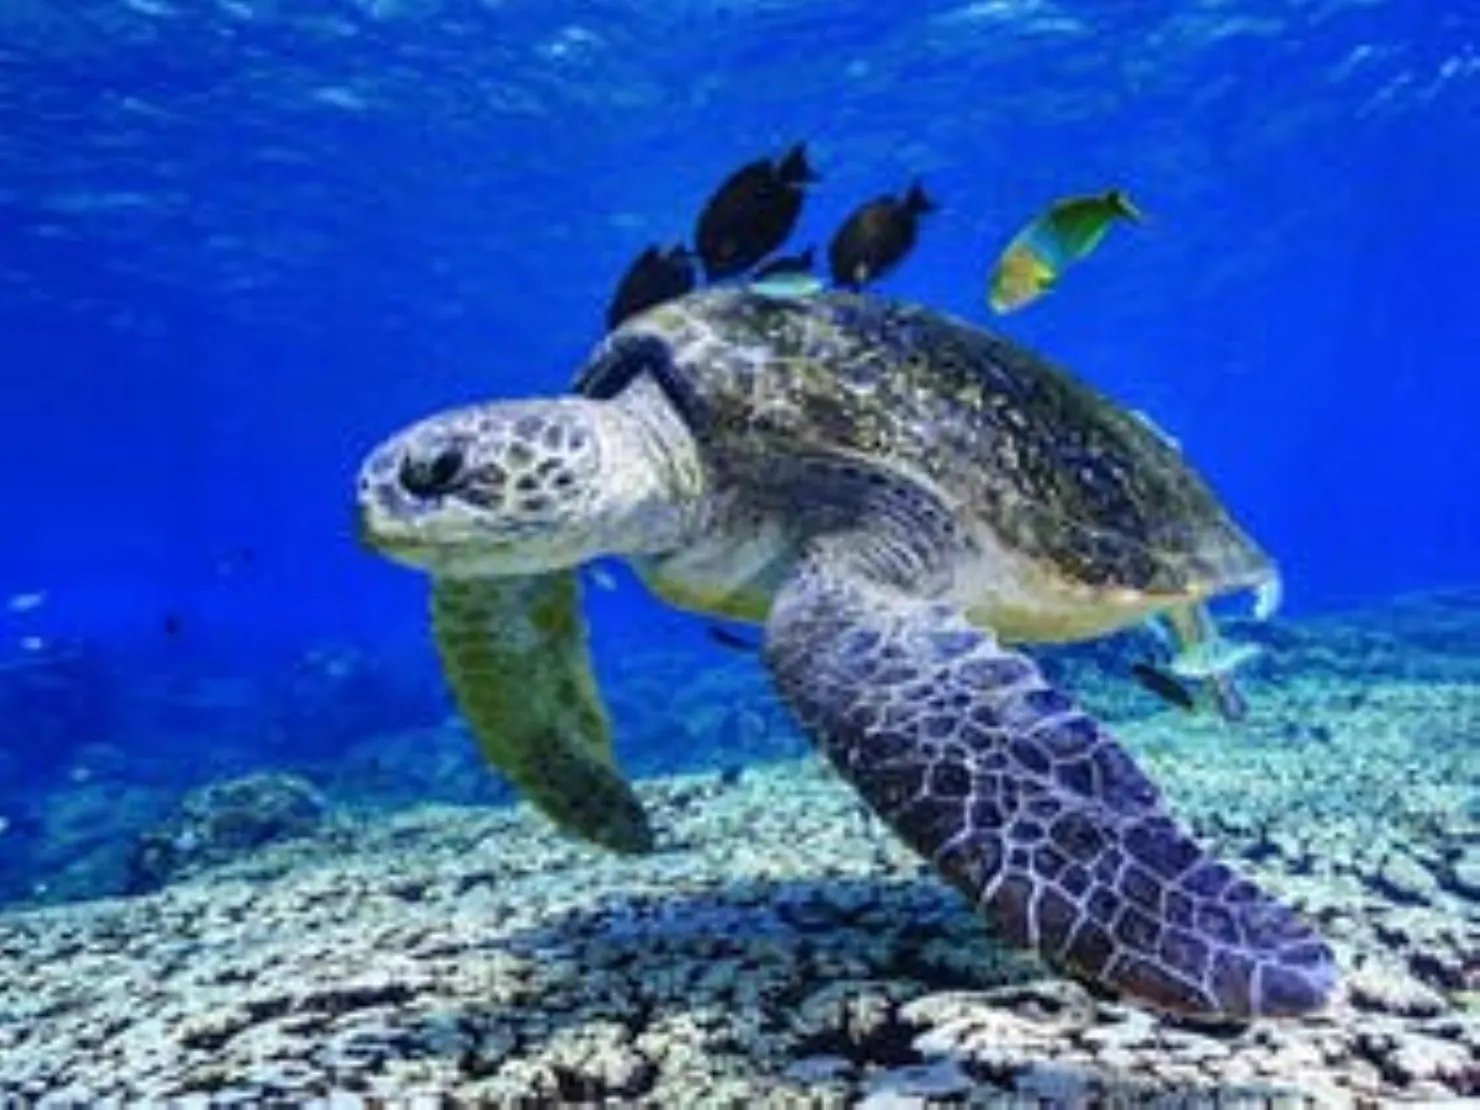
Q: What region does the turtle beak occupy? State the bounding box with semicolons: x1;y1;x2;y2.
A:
355;493;439;569
355;497;411;562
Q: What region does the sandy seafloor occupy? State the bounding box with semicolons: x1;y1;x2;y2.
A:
2;596;1480;1106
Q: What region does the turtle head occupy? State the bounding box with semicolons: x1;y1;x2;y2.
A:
356;394;700;578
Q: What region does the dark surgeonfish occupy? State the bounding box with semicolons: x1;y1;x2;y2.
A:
607;243;697;331
828;179;937;289
695;142;818;282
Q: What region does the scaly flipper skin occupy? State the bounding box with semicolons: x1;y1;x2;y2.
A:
431;571;654;853
763;536;1337;1021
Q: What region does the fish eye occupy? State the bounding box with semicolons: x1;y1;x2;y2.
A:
399;446;466;498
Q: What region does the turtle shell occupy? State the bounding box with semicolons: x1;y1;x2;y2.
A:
579;288;1272;605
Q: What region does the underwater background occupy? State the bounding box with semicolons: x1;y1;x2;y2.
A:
2;0;1478;1103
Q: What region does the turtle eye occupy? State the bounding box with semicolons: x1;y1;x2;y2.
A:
399;446;466;498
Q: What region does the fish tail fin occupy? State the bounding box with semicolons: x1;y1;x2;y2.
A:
906;179;938;216
779;143;819;185
1106;188;1145;223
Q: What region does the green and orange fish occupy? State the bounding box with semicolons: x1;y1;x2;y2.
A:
987;189;1145;313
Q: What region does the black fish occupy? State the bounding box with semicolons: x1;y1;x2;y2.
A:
828;179;937;289
695;142;818;282
1130;660;1196;711
753;245;816;281
707;624;761;652
607;243;696;331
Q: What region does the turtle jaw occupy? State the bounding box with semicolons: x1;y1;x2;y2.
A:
358;513;594;580
355;478;604;580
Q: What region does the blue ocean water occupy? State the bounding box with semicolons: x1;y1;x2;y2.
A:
0;0;1475;905
5;4;1480;1102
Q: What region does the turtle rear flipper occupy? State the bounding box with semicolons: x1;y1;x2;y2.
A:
762;531;1336;1021
431;571;654;853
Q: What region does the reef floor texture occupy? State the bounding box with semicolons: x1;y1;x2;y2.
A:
2;665;1479;1106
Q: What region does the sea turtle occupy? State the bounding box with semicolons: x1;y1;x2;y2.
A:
354;288;1336;1022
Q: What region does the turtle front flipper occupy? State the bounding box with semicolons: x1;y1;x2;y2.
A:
762;536;1336;1021
431;571;654;853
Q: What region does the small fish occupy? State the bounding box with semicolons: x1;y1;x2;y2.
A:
19;636;44;653
6;591;46;613
1167;637;1264;681
707;624;761;652
695;142;817;282
750;246;824;299
1130;660;1197;711
1160;605;1251;724
607;243;696;331
828;179;937;290
162;612;184;638
752;272;825;300
988;189;1144;314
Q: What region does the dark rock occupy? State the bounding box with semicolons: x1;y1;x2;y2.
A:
127;771;329;893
